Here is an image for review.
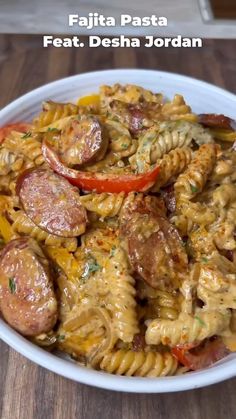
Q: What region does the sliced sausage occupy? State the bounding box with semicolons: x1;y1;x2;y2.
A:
17;168;87;237
198;114;236;130
0;238;57;336
132;333;146;352
109;100;161;136
120;195;187;290
161;185;176;214
59;116;108;167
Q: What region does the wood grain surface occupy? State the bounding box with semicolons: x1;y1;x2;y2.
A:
0;35;236;419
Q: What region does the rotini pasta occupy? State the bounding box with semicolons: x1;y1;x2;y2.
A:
106;246;139;343
4;131;44;166
105;119;138;158
0;83;235;378
151;147;192;191
0;147;24;176
175;143;218;201
196;254;236;310
161;94;197;122
34;100;79;128
130;121;212;172
11;210;77;251
146;310;230;346
80;192;125;218
100;349;178;377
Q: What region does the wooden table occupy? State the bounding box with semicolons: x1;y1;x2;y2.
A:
0;35;236;419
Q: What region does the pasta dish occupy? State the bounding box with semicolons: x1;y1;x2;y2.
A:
0;83;236;377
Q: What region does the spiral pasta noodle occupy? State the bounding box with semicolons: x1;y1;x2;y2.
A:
136;281;181;321
34;100;79;128
11;210;77;251
151;290;180;321
106;120;138;158
151;147;192;191
161;94;197;122
212;184;236;208
196;255;236;310
100;83;163;109
0;147;24;176
58;307;116;365
80;192;125;218
146;310;230;346
175;144;218;200
107;246;139;343
100;349;178;377
4;131;44;166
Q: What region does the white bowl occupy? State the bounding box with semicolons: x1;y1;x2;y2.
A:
0;69;236;393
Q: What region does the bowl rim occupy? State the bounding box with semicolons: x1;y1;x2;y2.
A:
1;319;236;393
0;69;235;122
0;68;236;393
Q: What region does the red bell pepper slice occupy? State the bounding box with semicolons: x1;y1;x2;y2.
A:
0;123;31;144
42;141;160;193
172;339;229;371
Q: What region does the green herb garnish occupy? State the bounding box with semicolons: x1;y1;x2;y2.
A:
121;143;128;149
201;257;209;263
109;245;116;258
190;184;199;194
81;256;102;281
111;115;119;123
21;131;32;139
47;127;59;132
194;316;206;327
87;259;101;274
57;334;65;342
9;277;16;294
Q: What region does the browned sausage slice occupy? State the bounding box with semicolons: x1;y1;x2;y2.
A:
0;238;57;336
17;169;87;237
120;195;188;290
109;100;161;136
198;114;236;130
161;185;176;214
59;116;108;166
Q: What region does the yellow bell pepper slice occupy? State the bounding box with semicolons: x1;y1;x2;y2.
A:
45;247;84;282
223;335;236;352
77;94;100;107
0;215;15;243
210;129;236;142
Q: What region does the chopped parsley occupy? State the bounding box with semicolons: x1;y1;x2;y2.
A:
194;316;206;327
81;256;102;281
47;127;59;132
21;131;32;139
109;245;116;258
57;334;65;342
121;143;128;149
9;277;16;294
109;115;119;123
201;257;209;263
190;184;199;194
